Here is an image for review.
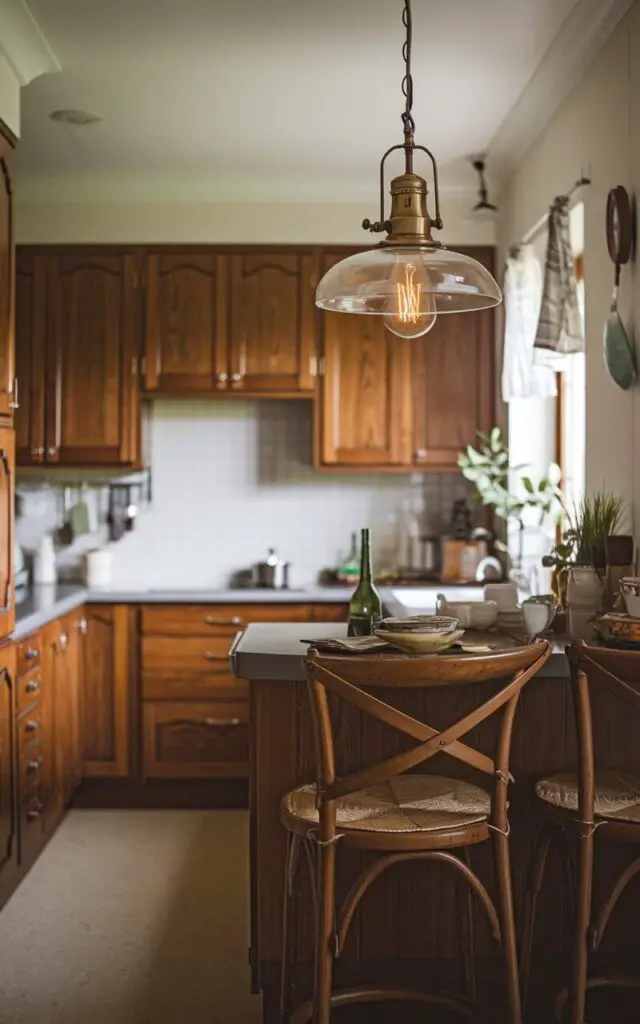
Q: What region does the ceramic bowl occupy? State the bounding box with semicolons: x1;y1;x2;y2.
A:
620;578;640;618
378;615;459;635
375;628;465;655
434;596;498;630
595;613;640;645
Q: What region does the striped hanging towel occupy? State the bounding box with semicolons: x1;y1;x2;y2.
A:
534;196;584;355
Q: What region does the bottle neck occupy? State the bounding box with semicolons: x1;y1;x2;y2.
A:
360;529;372;584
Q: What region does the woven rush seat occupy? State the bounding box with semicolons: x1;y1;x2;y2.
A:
283;774;491;833
535;768;640;823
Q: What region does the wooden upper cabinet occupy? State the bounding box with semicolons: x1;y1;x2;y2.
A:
317;252;412;467
227;250;317;393
0;137;15;422
46;250;140;466
143;251;227;394
411;248;496;470
15;251;47;465
0;426;14;640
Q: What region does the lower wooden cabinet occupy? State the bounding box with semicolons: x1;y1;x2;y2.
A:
0;645;16;882
82;605;133;778
143;700;249;779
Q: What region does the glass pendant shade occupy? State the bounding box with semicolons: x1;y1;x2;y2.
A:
316;246;502;317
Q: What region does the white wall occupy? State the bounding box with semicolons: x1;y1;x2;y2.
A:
498;4;639;531
15;194;495;247
16;401;471;588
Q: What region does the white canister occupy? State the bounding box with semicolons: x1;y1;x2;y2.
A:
33;534;57;585
85;547;113;589
567;566;602;640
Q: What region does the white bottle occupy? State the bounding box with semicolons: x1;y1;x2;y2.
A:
33;534;57;586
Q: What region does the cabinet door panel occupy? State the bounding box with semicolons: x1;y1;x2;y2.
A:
0;141;14;422
144;251;227;393
228;251;316;393
412;308;495;470
0;647;16;877
143;700;248;779
47;252;139;465
15;251;47;464
0;426;14;640
319;307;412;466
82;606;132;778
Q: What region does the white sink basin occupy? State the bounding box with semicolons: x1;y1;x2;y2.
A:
389;586;485;616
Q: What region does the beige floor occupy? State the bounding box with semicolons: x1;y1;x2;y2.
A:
0;809;262;1024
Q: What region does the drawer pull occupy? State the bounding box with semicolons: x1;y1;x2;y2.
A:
204;616;242;626
25;680;40;694
59;633;68;650
27;758;42;774
24;648;39;661
204;717;241;727
24;720;39;733
26;805;42;822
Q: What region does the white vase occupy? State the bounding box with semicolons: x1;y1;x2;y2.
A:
567;566;602;640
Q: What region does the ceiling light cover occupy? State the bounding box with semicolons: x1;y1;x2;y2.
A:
315;0;502;333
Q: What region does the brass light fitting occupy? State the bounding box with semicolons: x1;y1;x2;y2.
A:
316;0;502;339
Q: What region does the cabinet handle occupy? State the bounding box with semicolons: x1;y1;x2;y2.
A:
78;618;88;635
217;373;228;383
47;446;58;458
30;446;45;459
203;651;221;661
59;633;68;650
27;758;42;774
415;448;428;459
26;804;43;821
24;648;39;661
25;720;39;733
9;377;18;410
231;373;243;383
204;615;242;626
204;717;241;727
25;680;40;694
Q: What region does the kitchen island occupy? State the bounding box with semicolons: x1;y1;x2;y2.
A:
234;622;639;1024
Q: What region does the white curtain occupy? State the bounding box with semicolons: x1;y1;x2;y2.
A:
501;245;557;402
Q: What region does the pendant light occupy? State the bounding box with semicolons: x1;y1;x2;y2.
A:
466;157;499;224
316;0;502;339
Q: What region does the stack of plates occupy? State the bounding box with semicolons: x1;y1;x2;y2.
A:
376;615;464;654
497;610;524;630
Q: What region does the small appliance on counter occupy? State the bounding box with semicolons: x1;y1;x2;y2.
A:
14;540;29;604
254;548;290;589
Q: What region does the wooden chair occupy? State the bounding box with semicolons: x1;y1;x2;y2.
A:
520;640;640;1022
279;640;551;1024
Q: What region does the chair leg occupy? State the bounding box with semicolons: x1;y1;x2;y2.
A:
312;840;337;1024
493;829;522;1024
460;847;476;1002
566;829;594;1024
519;824;553;1012
280;832;301;1021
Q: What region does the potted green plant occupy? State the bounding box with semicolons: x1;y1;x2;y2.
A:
458;428;563;583
542;490;626;605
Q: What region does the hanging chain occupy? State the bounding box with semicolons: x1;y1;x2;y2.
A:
401;0;415;136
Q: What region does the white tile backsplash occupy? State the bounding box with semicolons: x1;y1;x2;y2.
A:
16;400;471;588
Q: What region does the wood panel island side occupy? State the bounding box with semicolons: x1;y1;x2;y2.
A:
232;622;640;1024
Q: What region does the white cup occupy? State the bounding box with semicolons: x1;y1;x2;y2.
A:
522;599;554;638
483;582;518;611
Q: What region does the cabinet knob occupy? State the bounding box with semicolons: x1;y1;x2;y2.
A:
26;806;42;821
25;680;39;694
203;651;219;661
30;447;44;459
415;448;428;459
217;373;228;383
59;633;68;650
25;720;39;733
231;373;243;383
27;758;42;774
25;648;39;661
47;446;58;457
78;618;88;635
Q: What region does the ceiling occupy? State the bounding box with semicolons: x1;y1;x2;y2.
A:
13;0;592;201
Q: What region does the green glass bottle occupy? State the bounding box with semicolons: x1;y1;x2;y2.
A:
347;528;382;636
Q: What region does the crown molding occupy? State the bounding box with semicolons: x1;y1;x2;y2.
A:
489;0;634;184
0;0;60;86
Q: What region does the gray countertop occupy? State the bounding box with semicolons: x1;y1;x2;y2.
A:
230;621;570;681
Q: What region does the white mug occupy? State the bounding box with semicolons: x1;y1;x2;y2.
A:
522;598;555;638
483;582;518;611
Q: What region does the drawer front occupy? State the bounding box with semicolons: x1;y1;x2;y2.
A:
18;705;43;754
142;700;248;779
310;603;349;622
19;747;45;797
17;667;42;715
141;635;236;674
141;603;311;635
142;673;247;701
17;633;41;675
